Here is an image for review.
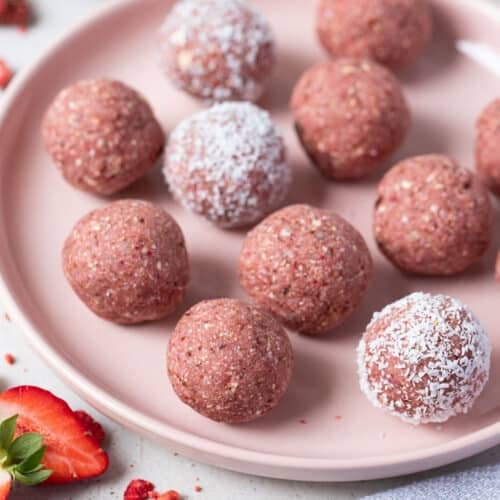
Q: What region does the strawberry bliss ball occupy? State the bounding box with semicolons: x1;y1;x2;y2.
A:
357;292;491;424
158;0;275;102
290;59;410;180
164;102;290;228
167;299;293;423
239;204;373;335
317;0;433;70
374;155;493;275
476;98;500;195
63;200;189;324
42;79;164;195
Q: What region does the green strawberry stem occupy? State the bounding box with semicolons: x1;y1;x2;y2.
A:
0;415;52;486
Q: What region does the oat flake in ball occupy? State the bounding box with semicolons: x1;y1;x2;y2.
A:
317;0;433;70
476;98;500;195
374;154;493;276
63;200;189;324
164;101;291;228
290;59;410;180
239;204;373;335
357;292;491;424
167;299;294;423
42;79;165;195
158;0;275;102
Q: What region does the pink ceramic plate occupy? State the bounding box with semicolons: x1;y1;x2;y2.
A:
0;0;499;482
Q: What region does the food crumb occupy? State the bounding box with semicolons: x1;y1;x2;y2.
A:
299;419;307;424
334;415;342;421
194;485;202;493
3;312;11;322
4;353;15;365
0;59;12;89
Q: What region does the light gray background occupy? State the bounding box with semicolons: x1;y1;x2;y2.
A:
0;1;498;498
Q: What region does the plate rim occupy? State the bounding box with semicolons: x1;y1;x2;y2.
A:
0;0;499;482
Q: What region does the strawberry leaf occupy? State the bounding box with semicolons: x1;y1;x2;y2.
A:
0;415;17;450
16;446;46;474
13;468;53;486
8;433;43;462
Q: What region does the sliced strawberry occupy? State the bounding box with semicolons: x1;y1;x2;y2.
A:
0;470;11;500
124;478;155;500
0;386;108;484
73;410;105;444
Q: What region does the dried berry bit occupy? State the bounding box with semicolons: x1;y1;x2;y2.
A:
3;313;11;322
334;415;342;421
194;485;202;493
0;60;13;89
4;353;15;365
159;491;180;500
74;410;105;444
0;0;30;26
299;419;307;425
123;479;155;500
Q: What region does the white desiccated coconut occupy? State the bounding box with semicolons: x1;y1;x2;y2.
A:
158;0;275;102
357;292;491;424
164;101;291;228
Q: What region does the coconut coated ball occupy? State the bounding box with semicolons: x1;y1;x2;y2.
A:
239;204;373;335
290;59;410;180
164;102;291;228
476;98;500;195
42;79;165;195
374;155;493;275
158;0;275;102
357;292;491;424
63;200;189;324
317;0;433;70
167;298;293;423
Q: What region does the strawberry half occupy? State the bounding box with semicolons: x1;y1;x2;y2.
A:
0;386;108;484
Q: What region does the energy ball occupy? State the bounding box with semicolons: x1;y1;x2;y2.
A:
290;59;410;180
476;98;500;195
158;0;275;102
374;155;493;275
167;299;293;423
63;200;189;324
239;204;373;335
42;79;164;195
317;0;433;70
357;292;491;424
164;102;290;228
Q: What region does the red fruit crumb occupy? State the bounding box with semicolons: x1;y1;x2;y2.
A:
0;60;12;89
3;313;10;322
4;353;15;365
0;0;30;26
194;485;202;493
124;479;155;500
74;410;105;444
334;416;342;421
158;492;180;500
299;419;307;424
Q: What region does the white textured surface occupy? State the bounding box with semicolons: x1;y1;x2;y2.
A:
0;1;499;499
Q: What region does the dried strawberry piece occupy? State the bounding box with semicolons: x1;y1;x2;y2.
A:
124;479;156;500
0;0;30;26
0;60;12;89
74;410;105;444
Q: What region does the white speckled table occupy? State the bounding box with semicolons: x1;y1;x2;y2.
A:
0;1;499;499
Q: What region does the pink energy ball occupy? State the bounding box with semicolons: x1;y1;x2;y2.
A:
42;79;165;195
317;0;433;70
63;200;189;324
374;155;493;276
164;102;290;228
357;292;491;424
167;299;294;423
476;98;500;195
290;59;410;180
158;0;275;102
239;204;373;336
